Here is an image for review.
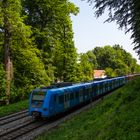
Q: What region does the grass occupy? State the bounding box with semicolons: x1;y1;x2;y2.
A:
36;77;140;140
0;100;28;117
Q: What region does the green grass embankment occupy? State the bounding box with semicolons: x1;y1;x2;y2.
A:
0;100;28;117
36;77;140;140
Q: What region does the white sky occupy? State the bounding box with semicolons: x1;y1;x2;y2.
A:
70;0;140;64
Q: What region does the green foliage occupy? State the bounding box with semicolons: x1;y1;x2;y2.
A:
13;47;49;87
0;0;33;48
22;0;79;83
53;40;78;82
94;46;116;69
87;0;140;56
36;77;140;140
0;0;79;104
0;0;139;105
0;0;39;104
76;53;93;82
105;67;116;77
86;51;98;69
91;45;139;76
0;100;28;117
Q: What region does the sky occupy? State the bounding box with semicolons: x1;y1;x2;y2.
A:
70;0;140;64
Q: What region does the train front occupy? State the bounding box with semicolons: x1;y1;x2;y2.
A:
29;89;49;118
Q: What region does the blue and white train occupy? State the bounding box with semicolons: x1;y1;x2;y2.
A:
29;75;136;118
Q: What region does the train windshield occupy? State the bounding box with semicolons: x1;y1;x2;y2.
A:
32;91;46;101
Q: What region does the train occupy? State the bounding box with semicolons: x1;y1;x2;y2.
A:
29;75;138;118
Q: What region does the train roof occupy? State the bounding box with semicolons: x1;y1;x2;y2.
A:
32;76;126;94
93;76;125;84
47;82;92;93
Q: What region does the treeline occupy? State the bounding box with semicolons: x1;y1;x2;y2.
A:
0;0;140;105
87;0;140;56
0;0;79;104
82;45;140;78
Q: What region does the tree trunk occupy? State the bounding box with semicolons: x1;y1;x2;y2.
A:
3;0;13;105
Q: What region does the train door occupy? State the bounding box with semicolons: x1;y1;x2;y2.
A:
103;82;106;93
97;84;100;95
79;88;83;103
105;82;107;92
119;79;121;86
49;94;58;115
57;94;64;113
54;94;59;114
99;83;102;95
64;92;70;109
115;80;117;88
84;87;89;100
113;80;115;88
88;85;92;101
93;84;97;97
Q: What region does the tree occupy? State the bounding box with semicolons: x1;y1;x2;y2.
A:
53;14;78;82
113;44;138;74
90;45;139;76
0;0;34;104
0;0;48;104
78;53;93;81
93;46;115;69
105;67;116;77
86;0;140;57
86;51;98;69
22;0;79;82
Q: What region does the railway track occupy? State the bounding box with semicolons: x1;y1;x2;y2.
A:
0;90;115;140
0;119;46;140
0;110;28;125
0;99;102;140
19;98;103;140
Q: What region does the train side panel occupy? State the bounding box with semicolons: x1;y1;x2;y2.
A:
29;75;136;118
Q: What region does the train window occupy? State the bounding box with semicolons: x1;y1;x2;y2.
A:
58;95;64;104
96;84;99;94
32;95;45;101
100;84;103;93
87;87;91;96
112;81;114;86
54;95;59;103
65;94;67;102
114;80;116;86
89;86;92;94
103;83;105;91
93;85;97;94
98;84;100;91
79;89;83;96
102;83;104;90
98;85;100;91
104;82;107;91
108;82;110;88
70;92;74;100
54;95;57;102
92;85;94;93
32;91;46;101
65;93;70;102
75;91;79;98
110;82;112;87
115;80;117;85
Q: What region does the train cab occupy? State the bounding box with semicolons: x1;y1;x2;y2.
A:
29;89;48;118
29;82;73;118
